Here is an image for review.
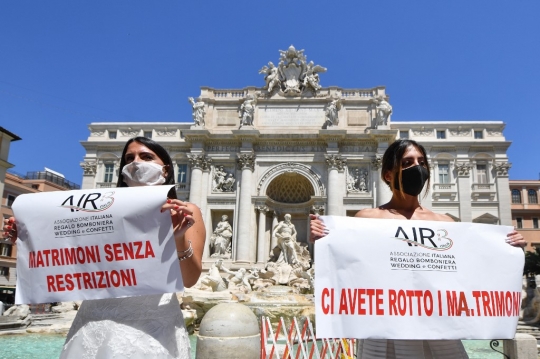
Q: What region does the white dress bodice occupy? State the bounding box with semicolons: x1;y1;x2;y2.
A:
61;293;190;359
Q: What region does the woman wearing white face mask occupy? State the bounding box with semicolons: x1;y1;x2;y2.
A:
3;137;205;359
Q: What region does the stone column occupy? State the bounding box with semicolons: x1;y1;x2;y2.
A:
187;154;211;207
371;155;392;207
235;153;255;263
309;205;325;260
270;211;278;255
455;161;472;222
200;167;210;218
325;154;346;216
494;162;512;226
256;205;269;263
80;161;97;190
201;165;211;261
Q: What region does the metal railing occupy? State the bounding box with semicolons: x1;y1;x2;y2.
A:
96;182;117;188
260;316;355;359
472;183;495;191
175;183;189;191
433;183;456;191
24;171;80;190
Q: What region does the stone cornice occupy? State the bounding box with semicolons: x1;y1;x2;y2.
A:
182;128;211;143
318;129;347;142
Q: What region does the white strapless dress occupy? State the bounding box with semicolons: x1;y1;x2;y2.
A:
357;339;468;359
61;293;190;359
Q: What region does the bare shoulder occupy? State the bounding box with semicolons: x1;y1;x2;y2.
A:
422;210;455;223
355;208;386;219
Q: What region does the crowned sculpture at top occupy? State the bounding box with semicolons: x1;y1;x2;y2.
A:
258;45;327;96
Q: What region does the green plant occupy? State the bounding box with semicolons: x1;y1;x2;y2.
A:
524;247;540;277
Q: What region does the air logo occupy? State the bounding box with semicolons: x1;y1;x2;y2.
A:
393;226;453;251
60;192;115;212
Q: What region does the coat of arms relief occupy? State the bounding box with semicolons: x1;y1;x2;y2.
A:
258;45;327;97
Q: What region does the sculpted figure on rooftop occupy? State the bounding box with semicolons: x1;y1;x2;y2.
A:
188;97;206;127
324;99;341;128
302;61;326;92
258;62;282;93
374;96;392;127
258;45;327;96
239;95;257;127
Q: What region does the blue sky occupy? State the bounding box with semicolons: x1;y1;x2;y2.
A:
1;1;539;184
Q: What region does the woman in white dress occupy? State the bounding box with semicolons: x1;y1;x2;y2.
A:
4;137;206;359
309;139;525;359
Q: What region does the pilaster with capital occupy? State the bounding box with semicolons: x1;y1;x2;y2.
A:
455;161;472;222
325;154;346;215
256;205;270;263
311;205;325;216
80;161;97;176
270;211;279;255
80;161;97;189
200;164;211;243
237;153;256;171
187;154;211;206
371;155;392;206
494;162;511;177
235;152;256;263
494;161;512;225
420;166;434;210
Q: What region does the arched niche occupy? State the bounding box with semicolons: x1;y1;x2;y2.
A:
257;162;325;197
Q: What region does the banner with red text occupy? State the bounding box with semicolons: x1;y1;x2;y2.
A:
13;185;183;304
315;216;524;339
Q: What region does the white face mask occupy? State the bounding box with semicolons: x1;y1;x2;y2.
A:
121;162;166;187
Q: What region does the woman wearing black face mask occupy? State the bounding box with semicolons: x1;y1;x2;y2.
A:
309;139;525;359
3;137;205;359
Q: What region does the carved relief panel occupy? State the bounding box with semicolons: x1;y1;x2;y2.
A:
346;167;369;193
211;165;236;193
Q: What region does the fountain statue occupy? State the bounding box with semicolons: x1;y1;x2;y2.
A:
184;213;315;331
209;215;233;259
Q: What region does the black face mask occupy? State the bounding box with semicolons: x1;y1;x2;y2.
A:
394;165;429;196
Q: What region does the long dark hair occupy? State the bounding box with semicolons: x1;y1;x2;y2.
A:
116;137;176;188
381;139;430;197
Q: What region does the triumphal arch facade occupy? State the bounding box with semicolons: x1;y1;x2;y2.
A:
80;46;513;267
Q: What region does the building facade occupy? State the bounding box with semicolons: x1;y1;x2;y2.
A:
0;127;20;303
80;46;514;268
510;180;540;250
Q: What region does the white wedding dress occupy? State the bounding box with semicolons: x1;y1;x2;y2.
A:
61;293;190;359
357;339;468;359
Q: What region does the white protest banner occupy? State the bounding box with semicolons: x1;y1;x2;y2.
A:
315;216;524;340
12;185;183;304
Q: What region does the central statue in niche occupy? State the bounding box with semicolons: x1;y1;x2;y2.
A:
272;214;299;266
